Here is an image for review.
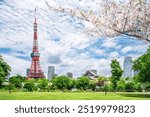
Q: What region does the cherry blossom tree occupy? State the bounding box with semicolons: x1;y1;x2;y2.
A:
46;0;150;42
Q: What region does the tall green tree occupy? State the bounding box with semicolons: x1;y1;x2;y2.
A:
110;59;123;93
0;55;11;88
0;55;11;78
133;47;150;82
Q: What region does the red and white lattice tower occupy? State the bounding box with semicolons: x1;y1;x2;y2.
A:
27;9;45;80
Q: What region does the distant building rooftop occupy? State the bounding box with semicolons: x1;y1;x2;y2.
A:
84;70;98;80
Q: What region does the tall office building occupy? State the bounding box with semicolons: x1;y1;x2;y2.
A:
123;56;132;78
26;68;30;76
47;66;55;80
67;72;73;78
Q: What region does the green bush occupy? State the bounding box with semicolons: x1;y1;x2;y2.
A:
52;76;71;90
37;79;49;91
24;81;34;92
117;79;125;92
5;83;15;91
76;76;90;90
134;82;142;92
142;83;150;91
89;82;96;91
9;75;25;89
125;82;135;92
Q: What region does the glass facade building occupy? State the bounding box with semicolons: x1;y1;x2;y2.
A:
47;66;55;80
123;56;132;78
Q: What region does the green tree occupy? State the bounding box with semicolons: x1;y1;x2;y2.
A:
125;82;135;92
0;55;11;87
89;79;97;91
117;78;126;92
0;55;11;77
6;83;15;94
38;78;49;91
24;80;34;92
70;79;77;90
0;77;4;88
110;59;123;93
97;76;105;87
52;76;71;90
76;76;90;90
9;75;25;89
133;47;150;82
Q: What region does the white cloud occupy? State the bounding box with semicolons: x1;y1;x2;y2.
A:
2;54;30;76
109;52;119;58
90;48;105;55
102;38;117;48
121;46;132;54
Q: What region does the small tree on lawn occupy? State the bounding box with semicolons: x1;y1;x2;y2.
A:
9;75;25;89
76;76;90;90
24;80;34;92
38;78;49;91
52;75;71;91
110;59;123;93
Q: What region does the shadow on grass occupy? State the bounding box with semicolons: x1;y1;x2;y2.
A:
119;93;150;99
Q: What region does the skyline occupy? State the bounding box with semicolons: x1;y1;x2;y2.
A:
0;0;149;77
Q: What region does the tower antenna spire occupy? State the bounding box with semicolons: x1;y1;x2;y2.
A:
35;8;37;23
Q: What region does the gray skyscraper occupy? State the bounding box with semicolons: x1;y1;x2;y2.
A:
26;68;30;76
67;72;73;78
123;56;132;78
48;66;55;80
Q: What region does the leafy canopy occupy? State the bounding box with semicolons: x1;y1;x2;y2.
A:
133;46;150;82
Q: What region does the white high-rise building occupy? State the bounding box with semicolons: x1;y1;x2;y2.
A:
123;56;132;78
47;66;55;80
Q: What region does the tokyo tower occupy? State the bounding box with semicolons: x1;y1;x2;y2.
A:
27;9;45;80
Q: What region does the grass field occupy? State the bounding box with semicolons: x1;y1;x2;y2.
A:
0;91;150;100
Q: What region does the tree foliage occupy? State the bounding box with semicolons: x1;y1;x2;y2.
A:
125;82;135;92
46;0;150;42
133;46;150;82
51;75;71;90
97;76;106;86
0;55;11;78
0;77;4;88
9;75;25;88
38;78;49;91
110;59;123;92
24;80;34;92
76;76;90;90
0;55;11;88
117;78;125;91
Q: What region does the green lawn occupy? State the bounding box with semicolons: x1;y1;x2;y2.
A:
0;91;150;100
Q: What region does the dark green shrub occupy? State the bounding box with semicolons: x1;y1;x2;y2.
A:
125;82;135;92
24;81;34;92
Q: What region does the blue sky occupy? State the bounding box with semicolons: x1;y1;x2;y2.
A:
0;0;148;77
